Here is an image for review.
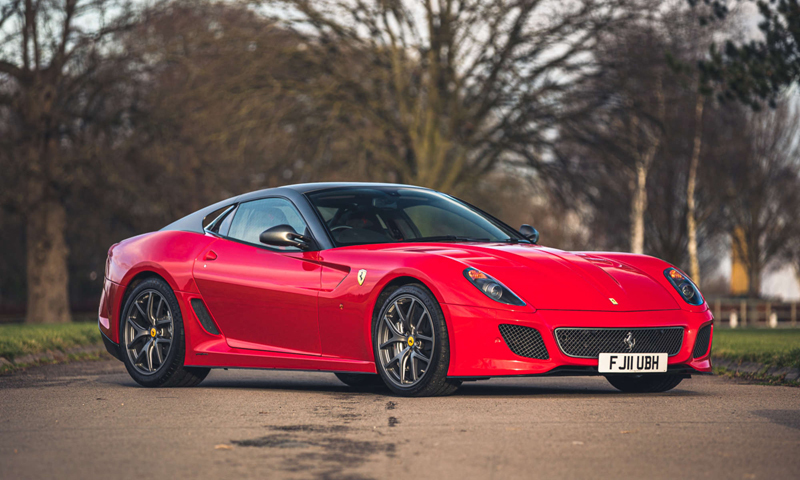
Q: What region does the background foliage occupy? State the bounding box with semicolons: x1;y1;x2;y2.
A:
1;0;799;322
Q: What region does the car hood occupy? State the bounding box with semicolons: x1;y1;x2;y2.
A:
402;243;681;312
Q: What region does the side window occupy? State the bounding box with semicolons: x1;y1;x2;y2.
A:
202;205;232;229
216;205;238;237
227;198;309;249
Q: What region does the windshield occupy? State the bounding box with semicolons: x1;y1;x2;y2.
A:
306;187;526;247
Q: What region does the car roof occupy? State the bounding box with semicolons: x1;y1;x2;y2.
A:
161;182;431;233
265;182;428;194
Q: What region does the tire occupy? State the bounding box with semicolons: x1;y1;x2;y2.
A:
119;277;210;388
334;372;385;388
372;284;461;397
605;374;683;393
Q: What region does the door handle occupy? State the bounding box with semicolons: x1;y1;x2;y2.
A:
204;250;218;261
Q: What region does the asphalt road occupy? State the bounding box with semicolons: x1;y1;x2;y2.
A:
1;358;799;480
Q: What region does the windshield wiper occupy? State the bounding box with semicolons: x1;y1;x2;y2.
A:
498;238;531;244
407;235;492;243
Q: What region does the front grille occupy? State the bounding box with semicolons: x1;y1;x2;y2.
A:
499;324;549;360
693;324;712;358
555;327;684;358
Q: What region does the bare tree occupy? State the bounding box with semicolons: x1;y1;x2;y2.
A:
683;0;744;284
685;90;704;282
723;99;800;297
268;0;630;194
0;1;138;323
553;4;731;269
556;13;673;254
113;0;389;229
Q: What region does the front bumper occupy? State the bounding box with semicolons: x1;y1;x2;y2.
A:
443;304;714;378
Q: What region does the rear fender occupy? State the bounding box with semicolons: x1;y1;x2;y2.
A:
103;230;217;344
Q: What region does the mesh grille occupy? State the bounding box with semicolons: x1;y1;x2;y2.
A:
693;324;712;358
555;327;684;358
499;324;549;360
191;299;220;335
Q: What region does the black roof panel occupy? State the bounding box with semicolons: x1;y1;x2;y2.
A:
160;182;427;233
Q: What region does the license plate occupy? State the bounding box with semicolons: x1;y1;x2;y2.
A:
598;353;668;373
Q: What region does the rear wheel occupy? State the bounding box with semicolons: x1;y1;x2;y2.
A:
120;277;210;388
605;374;683;393
373;284;461;397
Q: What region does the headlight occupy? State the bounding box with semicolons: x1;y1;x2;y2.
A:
463;268;525;306
664;268;704;306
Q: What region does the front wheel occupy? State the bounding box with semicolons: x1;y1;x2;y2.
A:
120;277;210;388
605;374;683;393
373;284;461;397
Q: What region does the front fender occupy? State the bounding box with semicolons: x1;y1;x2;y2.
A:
588;252;709;314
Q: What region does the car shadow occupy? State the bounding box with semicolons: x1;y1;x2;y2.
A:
454;383;706;398
173;374;708;398
198;377;365;394
99;367;708;398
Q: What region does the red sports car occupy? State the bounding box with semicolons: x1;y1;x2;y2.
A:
99;183;713;396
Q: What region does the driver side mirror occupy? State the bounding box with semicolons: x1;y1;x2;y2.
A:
519;224;539;244
259;225;314;250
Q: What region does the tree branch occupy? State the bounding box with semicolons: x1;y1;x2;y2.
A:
0;60;23;78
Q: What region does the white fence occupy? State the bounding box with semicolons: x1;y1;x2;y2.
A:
710;298;798;328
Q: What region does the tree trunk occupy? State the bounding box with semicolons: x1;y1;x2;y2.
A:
630;163;648;254
686;93;705;285
25;198;71;324
795;265;800;297
747;265;761;299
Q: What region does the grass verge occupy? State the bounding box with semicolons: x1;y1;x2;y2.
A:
712;329;800;369
713;367;800;387
0;322;103;374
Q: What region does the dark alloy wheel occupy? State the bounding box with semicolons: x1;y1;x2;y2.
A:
373;284;461;397
120;277;210;388
605;374;683;393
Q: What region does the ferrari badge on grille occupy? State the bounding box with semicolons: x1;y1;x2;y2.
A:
357;269;367;286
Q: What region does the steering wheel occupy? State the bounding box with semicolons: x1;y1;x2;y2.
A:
330;225;354;232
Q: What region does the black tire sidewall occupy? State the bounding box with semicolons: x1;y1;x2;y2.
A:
119;277;186;387
372;284;451;396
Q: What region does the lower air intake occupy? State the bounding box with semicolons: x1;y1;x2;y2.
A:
499;324;549;360
191;299;220;335
693;324;712;358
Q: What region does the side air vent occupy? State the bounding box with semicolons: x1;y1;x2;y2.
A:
693;324;712;358
191;299;220;335
499;324;549;360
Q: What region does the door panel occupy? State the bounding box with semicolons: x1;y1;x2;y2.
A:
193;239;322;356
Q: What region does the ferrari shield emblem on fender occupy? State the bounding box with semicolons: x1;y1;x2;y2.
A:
609;298;618;305
357;269;367;286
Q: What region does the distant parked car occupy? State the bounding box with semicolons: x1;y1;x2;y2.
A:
99;183;713;396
